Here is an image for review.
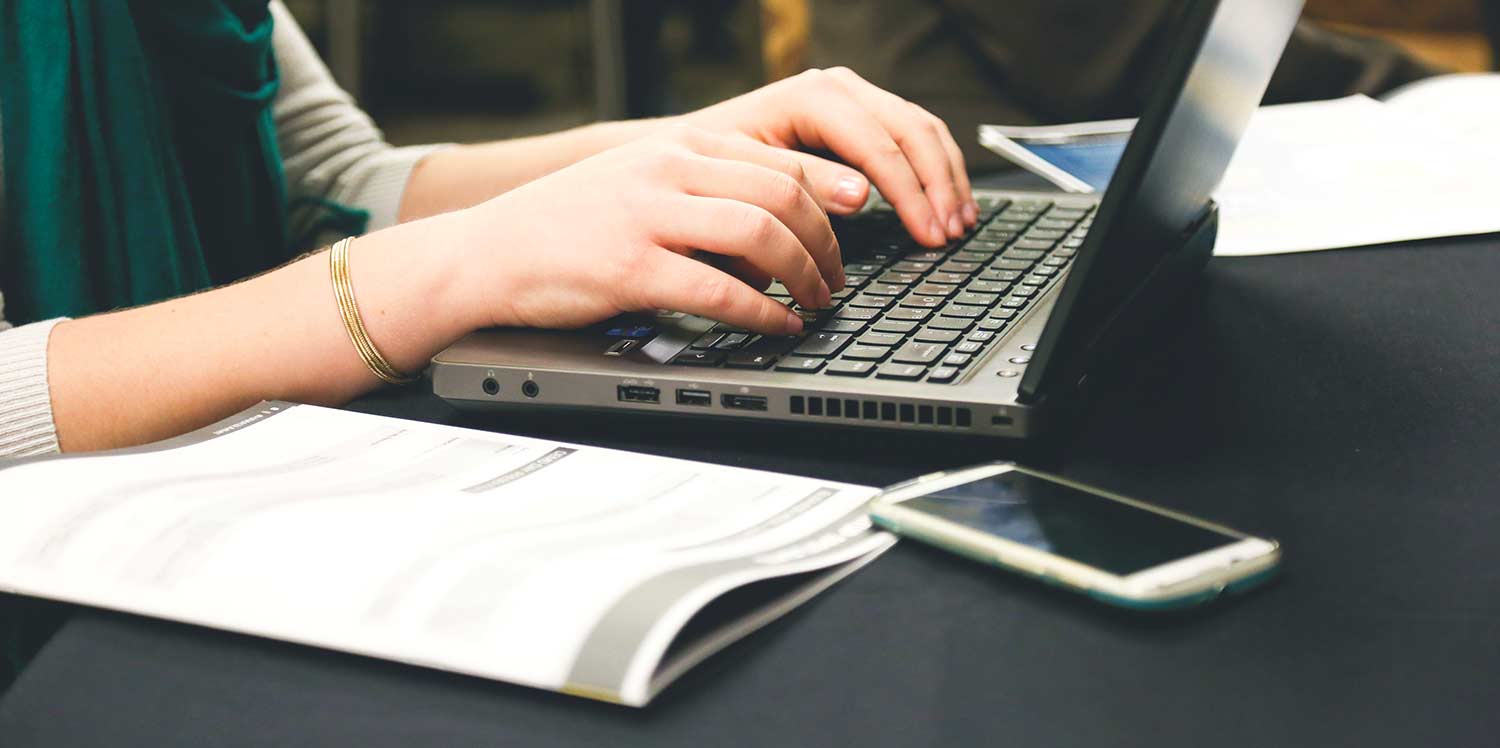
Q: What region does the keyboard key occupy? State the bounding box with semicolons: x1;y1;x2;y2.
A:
900;295;946;309
1042;256;1069;267
927;366;960;383
975;317;1008;331
816;318;866;334
979;268;1023;282
1031;265;1059;277
690;332;724;349
952;251;991;264
904;250;947;262
990;309;1018;321
887;306;934;321
938;303;987;319
955;291;999;306
877;271;920;285
955;340;985;354
791;332;852;357
825;359;875;377
891;260;934;273
1020;274;1048;286
964;238;1005;252
857;331;906;347
943;353;973;367
927;272;970;285
848;294;894;309
913;328;962;343
936;260;981;274
1026;229;1067;240
1010;285;1038;298
872;318;919;334
829;288;855;302
1000;248;1045;261
967;330;996;343
671;350;725;366
892;341;947;364
841;344;891;361
965;280;1010;294
875;363;927;381
845;262;883;275
1037;218;1077;230
1050;207;1089;219
862;283;907;296
724;350;778;369
1000;296;1029;309
843;275;869;287
928;316;974;331
987;220;1031;233
775;356;826;373
1053;248;1077;258
990;259;1031;271
912;282;958;297
834;306;879;321
712;332;752;349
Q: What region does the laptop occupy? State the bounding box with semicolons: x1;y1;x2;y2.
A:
432;0;1305;438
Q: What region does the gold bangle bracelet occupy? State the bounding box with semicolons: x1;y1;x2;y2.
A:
329;237;420;386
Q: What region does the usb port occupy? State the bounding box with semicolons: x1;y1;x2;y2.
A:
676;389;712;407
617;385;660;404
721;394;767;411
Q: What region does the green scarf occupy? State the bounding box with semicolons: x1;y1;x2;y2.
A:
0;0;289;325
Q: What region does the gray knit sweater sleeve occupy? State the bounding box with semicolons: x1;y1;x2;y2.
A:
0;1;448;458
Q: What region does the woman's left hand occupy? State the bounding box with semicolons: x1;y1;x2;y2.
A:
679;67;976;248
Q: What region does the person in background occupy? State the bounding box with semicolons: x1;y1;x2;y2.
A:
804;0;1443;171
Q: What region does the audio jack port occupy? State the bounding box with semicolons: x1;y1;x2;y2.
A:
522;380;540;398
481;378;500;396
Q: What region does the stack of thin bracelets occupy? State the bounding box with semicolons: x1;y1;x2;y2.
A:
328;237;420;385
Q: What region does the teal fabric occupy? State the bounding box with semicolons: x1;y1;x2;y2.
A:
0;0;289;325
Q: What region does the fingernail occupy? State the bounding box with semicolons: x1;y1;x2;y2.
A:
928;217;945;245
784;310;805;334
832;174;867;208
962;201;978;225
947;214;963;238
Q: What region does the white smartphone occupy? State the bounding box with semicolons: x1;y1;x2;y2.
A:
869;463;1280;610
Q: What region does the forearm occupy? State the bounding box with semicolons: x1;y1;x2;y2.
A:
46;213;479;452
398;118;672;222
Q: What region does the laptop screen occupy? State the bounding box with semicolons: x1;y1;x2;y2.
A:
1019;0;1303;401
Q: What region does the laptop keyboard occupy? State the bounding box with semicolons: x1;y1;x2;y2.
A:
661;197;1093;384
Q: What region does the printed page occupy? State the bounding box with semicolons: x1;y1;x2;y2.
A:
0;404;887;704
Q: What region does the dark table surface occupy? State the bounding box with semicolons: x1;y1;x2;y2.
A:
3;235;1499;746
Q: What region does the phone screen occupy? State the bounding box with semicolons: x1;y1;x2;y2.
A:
899;470;1238;575
1016;134;1128;192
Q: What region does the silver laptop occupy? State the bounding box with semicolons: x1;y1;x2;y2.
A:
433;0;1303;438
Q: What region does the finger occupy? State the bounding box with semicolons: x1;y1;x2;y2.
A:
671;151;844;293
658;194;830;311
787;151;871;216
632;249;804;335
825;67;967;238
929;112;978;225
703;254;775;292
779;69;946;247
669;131;846;286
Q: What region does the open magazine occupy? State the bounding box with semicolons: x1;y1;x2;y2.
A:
0;403;892;707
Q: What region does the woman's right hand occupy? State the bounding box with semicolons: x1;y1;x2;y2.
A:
447;125;846;337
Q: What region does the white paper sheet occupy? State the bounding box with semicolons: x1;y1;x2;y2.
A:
1213;95;1500;256
0;404;889;706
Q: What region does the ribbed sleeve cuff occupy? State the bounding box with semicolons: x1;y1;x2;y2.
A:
0;318;65;458
345;144;452;233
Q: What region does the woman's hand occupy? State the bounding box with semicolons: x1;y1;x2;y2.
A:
452;125;845;336
680;67;976;247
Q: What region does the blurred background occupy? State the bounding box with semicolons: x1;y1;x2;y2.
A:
284;0;1499;166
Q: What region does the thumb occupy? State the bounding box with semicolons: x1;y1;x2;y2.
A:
794;153;870;215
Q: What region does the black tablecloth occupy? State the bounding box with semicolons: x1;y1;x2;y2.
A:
3;237;1498;746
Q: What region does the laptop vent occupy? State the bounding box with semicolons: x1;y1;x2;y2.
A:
789;396;971;428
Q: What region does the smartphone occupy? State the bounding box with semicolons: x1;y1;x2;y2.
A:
977;120;1134;193
869;463;1280;610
